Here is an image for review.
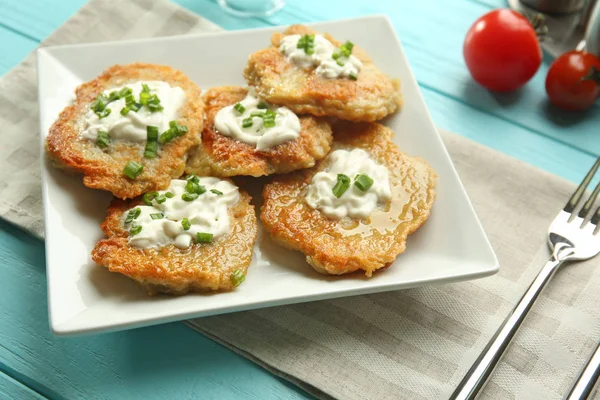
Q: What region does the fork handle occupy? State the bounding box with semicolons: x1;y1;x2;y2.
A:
565;341;600;400
450;257;562;400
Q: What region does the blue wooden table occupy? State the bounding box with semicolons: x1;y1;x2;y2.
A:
0;0;598;399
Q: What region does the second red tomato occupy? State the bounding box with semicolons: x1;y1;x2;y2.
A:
464;9;542;92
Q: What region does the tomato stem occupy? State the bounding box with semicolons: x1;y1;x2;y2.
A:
581;66;600;85
520;11;548;40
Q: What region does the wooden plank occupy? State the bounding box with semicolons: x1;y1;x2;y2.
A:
0;373;45;400
0;221;311;400
0;27;37;75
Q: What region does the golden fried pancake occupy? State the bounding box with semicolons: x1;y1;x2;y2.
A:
261;122;436;276
185;86;332;177
91;180;257;295
244;25;402;122
46;63;203;199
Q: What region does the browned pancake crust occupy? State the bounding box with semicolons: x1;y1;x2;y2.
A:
261;122;436;276
46;63;204;199
185;86;333;177
91;188;257;295
244;25;402;122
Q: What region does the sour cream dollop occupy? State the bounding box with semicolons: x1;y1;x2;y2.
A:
82;81;185;143
305;149;391;219
123;178;239;249
214;88;301;150
279;34;362;80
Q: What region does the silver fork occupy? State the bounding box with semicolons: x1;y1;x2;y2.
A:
450;157;600;400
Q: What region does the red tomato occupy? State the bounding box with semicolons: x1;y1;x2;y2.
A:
545;51;600;111
464;9;542;92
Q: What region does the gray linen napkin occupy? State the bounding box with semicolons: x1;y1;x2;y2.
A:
2;0;599;399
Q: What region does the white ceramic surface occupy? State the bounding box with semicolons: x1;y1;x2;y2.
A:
37;16;498;336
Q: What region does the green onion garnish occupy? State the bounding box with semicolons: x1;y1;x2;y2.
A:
130;224;142;236
336;59;345;67
144;141;158;159
97;108;111;119
332;174;351;198
186;181;206;195
263;118;276;128
210;189;223;196
196;232;213;243
242;118;253;128
230;269;245;287
91;95;107;113
139;91;150;106
120;106;130;116
155;194;167;204
165;192;174;198
125;94;141;112
150;213;163;220
108;91;120;102
143;191;158;205
257;102;268;109
339;41;354;57
182;192;198;202
354;173;374;192
119;87;132;97
169;120;188;136
185;174;199;183
159;130;175;144
141;84;151;93
349;72;358;81
147;126;159;141
96;131;110;149
123;161;143;179
125;207;141;223
297;34;315;55
181;218;191;230
234;103;245;114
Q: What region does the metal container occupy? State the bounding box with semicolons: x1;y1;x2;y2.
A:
520;0;587;14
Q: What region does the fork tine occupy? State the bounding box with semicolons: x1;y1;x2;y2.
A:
592;206;600;226
578;181;600;219
565;157;600;213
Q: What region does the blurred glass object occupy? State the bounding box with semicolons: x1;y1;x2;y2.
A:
217;0;285;17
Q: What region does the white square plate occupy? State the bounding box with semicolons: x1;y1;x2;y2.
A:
38;16;498;336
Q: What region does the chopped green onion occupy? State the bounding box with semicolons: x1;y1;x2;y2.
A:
120;106;131;116
250;111;264;117
336;59;345;67
155;194;167;204
297;34;315;55
96;131;110;149
332;174;351;198
125;94;141;112
165;192;174;198
141;83;151;93
91;95;107;113
182;192;198;202
263;118;276;128
181;218;191;230
169;121;188;136
265;109;277;118
147;102;164;112
108;91;120;102
125;207;141;223
234;103;245;114
354;173;374;192
159;130;176;144
185;181;206;195
257;101;268;109
143;191;158;205
349;72;358;81
242;118;253;128
195;232;213;243
210;189;223;196
185;174;199;183
146;126;159;141
139;91;151;105
119;87;132;97
130;224;142;236
97;108;111;119
144;141;158;159
332;50;341;60
123;161;143;179
150;213;163;220
230;269;245;287
339;40;354;57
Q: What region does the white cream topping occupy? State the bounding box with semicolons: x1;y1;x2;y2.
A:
305;149;391;219
214;88;301;151
123;178;239;249
279;34;362;80
82;81;185;142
